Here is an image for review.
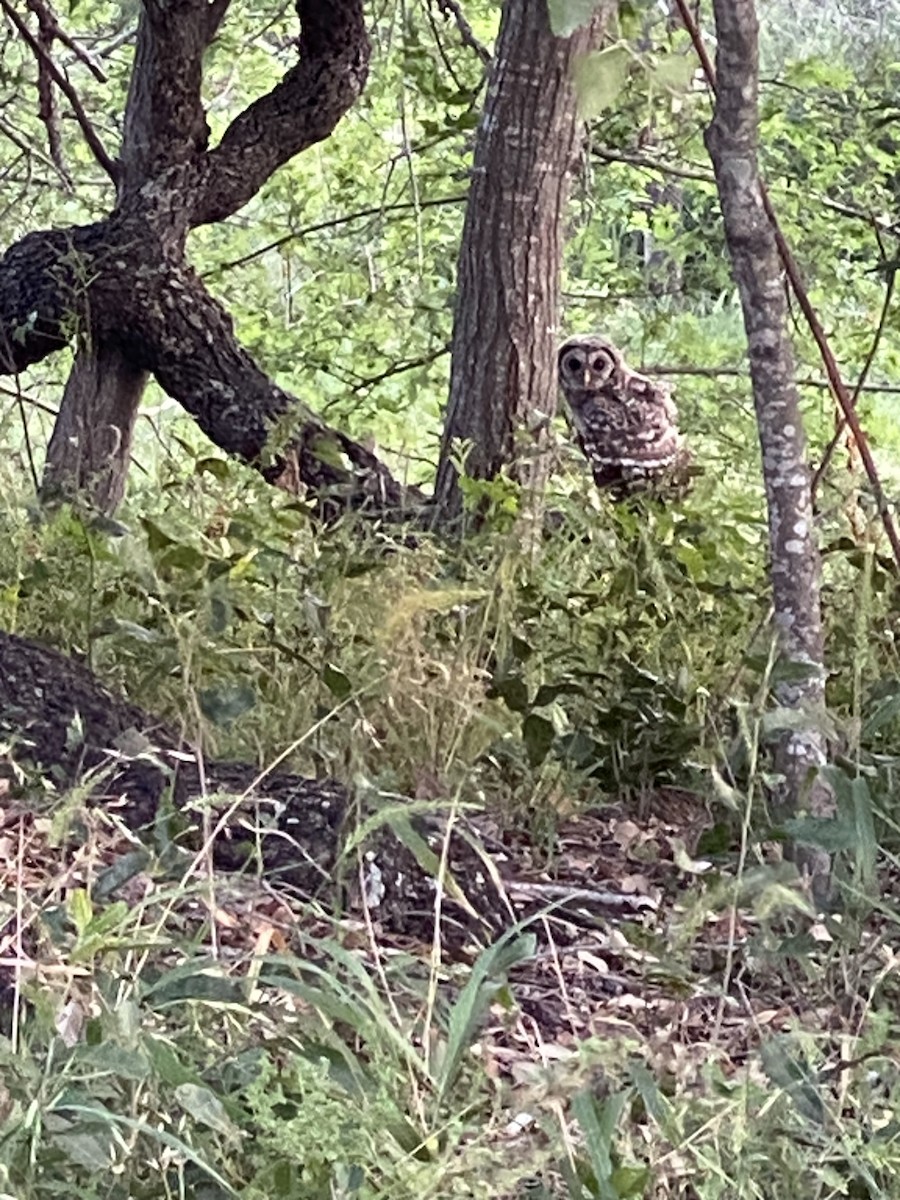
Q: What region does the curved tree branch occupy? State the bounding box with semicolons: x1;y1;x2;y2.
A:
0;220;424;519
191;0;370;225
0;0;404;517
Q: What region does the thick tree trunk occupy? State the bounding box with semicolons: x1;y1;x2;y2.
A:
39;3;213;510
432;0;610;524
705;0;832;894
1;0;420;520
41;343;149;511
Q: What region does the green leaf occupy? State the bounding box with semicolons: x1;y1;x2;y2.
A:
547;0;603;37
175;1083;239;1139
759;1036;826;1126
199;681;257;725
612;1164;652;1197
438;932;535;1100
195;456;230;480
67;888;93;937
570;1087;632;1200
862;686;900;738
574;46;631;118
51;1130;114;1170
144;1035;204;1088
143;962;248;1008
522;713;555;767
489;675;530;713
74;1041;151;1082
322;662;352;700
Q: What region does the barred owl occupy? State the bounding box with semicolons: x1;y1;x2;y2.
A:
557;335;690;497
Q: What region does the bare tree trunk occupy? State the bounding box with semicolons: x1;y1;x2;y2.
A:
42;342;149;511
432;0;609;525
38;4;211;511
706;0;832;896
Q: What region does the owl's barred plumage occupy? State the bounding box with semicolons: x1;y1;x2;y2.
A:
557;335;692;498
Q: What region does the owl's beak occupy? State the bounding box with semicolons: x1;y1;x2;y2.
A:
582;369;592;388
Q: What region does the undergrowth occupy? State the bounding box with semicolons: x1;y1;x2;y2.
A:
3;440;900;1198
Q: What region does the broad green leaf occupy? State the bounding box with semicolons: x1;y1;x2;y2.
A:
570;1086;632;1200
438;932;535;1099
489;674;530;713
51;1130;114;1170
175;1083;239;1139
759;1036;826;1126
547;0;603;37
575;46;631;118
322;662;352;700
522;712;555;767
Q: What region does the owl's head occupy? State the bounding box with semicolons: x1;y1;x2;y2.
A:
557;335;623;397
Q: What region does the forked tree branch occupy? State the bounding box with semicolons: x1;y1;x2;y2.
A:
25;0;107;81
0;222;425;519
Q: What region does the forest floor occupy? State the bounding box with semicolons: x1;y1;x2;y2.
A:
3;772;881;1200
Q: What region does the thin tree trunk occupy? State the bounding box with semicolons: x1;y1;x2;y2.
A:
706;0;832;897
432;0;609;525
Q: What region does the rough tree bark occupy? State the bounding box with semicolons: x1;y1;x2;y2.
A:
705;0;832;895
432;0;611;523
1;1;422;520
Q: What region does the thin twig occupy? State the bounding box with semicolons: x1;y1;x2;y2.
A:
0;113;68;181
25;0;107;81
812;251;896;497
592;146;900;232
593;145;714;183
431;0;492;66
0;383;59;416
1;0;118;181
645;365;900;394
207;194;468;274
673;0;900;570
31;0;71;186
350;344;451;393
11;376;40;494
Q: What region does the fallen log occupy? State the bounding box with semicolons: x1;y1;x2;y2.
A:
0;630;504;944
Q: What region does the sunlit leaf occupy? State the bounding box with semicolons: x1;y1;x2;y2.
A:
574;46;631;117
547;0;603;37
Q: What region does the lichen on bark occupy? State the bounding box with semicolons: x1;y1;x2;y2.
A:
705;0;832;896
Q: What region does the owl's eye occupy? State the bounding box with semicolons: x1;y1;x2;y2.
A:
591;355;608;372
564;354;583;373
